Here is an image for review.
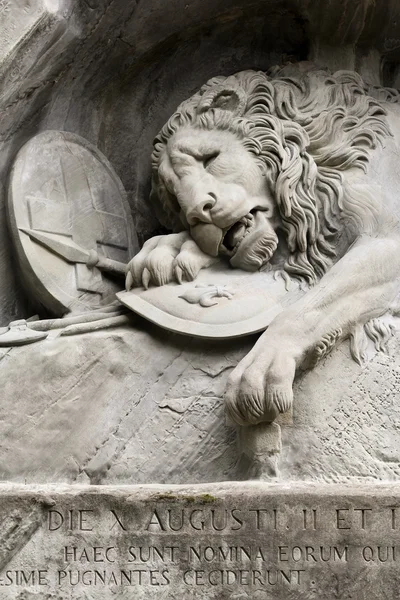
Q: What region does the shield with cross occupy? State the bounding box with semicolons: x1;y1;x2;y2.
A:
8;131;138;316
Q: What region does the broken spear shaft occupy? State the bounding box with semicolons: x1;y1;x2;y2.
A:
20;228;127;276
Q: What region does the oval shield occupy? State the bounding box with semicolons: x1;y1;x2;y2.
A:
8;131;138;315
117;265;306;339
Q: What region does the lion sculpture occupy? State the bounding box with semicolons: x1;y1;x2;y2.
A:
125;63;400;426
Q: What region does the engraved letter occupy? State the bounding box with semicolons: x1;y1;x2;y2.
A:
48;510;64;531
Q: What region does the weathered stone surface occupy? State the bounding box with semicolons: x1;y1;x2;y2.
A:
3;0;400;326
0;483;399;598
0;322;245;484
2;1;400;597
0;320;399;485
0;0;46;64
0;0;400;489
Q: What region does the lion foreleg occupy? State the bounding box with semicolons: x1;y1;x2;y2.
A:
225;236;400;426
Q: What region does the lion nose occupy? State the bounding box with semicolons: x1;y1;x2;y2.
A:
186;193;217;226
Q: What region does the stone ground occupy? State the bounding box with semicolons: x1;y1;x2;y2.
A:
1;317;399;485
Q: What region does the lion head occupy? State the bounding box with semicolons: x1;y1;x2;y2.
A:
151;65;390;284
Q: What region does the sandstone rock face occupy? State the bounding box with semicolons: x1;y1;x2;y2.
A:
0;322;399;485
2;0;400;325
0;323;246;484
2;2;400;598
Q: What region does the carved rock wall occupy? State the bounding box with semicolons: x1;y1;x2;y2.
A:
1;322;399;485
2;0;400;324
1;0;400;486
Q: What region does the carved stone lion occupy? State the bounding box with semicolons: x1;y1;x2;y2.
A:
126;64;400;426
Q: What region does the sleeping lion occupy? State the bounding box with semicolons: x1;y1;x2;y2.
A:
125;64;400;426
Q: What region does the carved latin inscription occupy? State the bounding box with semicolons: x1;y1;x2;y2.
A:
0;487;399;598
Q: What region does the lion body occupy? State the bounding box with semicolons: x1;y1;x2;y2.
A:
127;65;400;425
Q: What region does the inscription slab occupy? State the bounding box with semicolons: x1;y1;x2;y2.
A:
1;483;400;599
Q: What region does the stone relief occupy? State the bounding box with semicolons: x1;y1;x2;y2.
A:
3;0;400;595
4;65;400;443
122;65;400;428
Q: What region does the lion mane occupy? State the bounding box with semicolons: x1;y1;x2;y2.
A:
151;65;391;284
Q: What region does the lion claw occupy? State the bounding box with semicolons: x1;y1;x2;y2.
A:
142;268;151;289
125;271;133;291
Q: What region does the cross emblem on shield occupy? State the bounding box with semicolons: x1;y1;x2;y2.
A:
8;131;137;315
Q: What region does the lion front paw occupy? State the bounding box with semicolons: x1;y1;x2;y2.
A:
225;342;296;426
125;233;217;290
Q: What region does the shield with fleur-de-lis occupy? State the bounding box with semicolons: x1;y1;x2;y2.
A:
117;263;306;339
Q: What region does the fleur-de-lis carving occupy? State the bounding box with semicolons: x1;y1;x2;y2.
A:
179;284;234;307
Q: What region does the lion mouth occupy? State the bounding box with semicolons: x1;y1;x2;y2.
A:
221;212;255;256
220;209;279;271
